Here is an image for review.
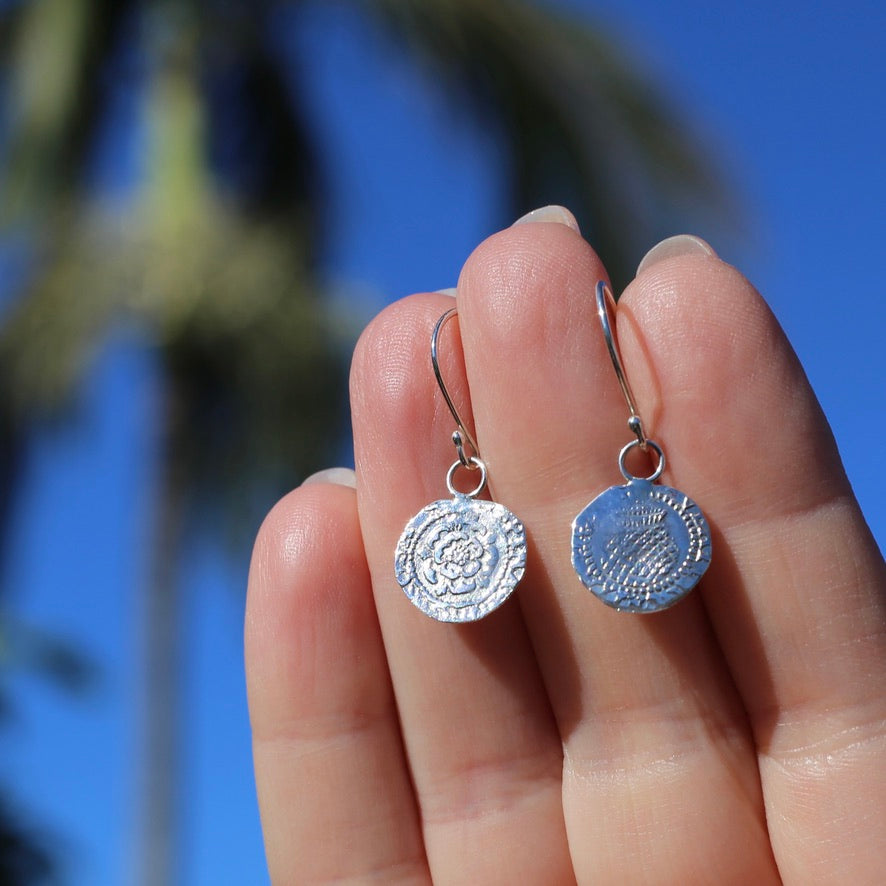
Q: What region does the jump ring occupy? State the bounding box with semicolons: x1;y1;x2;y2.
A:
446;457;487;498
618;439;665;482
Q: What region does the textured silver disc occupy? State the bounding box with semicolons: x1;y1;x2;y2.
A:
571;478;711;613
395;495;526;622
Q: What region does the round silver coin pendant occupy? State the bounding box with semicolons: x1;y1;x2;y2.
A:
395;495;527;622
571;478;712;613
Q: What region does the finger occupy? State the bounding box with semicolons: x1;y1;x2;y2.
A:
245;482;430;884
351;293;575;884
619;248;886;883
458;221;777;882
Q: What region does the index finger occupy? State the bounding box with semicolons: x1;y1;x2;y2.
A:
619;245;886;883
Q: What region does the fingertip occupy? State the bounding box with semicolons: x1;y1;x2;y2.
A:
350;292;471;522
458;218;605;352
246;482;366;703
455;219;617;507
249;481;358;595
349;292;453;422
617;255;849;526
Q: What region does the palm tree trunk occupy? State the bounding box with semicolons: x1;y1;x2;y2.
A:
138;384;186;886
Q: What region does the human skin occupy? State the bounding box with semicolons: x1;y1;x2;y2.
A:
246;209;886;884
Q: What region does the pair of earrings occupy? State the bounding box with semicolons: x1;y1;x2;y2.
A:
394;282;712;622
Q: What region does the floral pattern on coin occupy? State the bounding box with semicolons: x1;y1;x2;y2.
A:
572;478;711;613
395;495;526;622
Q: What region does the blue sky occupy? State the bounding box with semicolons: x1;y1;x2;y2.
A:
3;1;884;883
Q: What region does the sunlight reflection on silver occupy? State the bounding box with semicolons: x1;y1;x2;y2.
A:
572;478;711;612
396;491;526;622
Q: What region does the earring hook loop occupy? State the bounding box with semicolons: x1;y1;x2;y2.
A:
431;307;480;468
596;281;648;449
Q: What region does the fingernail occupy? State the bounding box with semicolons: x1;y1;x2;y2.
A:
636;234;716;276
512;204;580;233
302;467;356;488
436;287;457;297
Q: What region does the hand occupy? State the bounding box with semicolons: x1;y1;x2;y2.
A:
246;210;886;884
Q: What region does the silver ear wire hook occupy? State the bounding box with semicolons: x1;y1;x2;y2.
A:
596;281;648;449
431;307;480;469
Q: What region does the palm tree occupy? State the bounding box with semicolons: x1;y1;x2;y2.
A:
0;1;725;882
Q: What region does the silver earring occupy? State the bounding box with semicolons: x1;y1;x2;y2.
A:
394;307;527;622
571;282;712;613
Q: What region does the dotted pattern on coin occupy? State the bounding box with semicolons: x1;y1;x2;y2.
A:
395;495;526;622
571;478;711;613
